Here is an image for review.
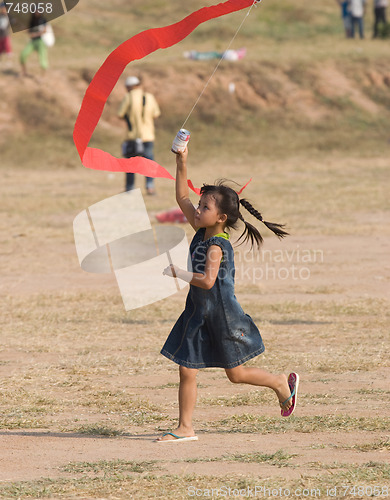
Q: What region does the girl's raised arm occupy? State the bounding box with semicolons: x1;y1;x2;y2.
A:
175;149;197;230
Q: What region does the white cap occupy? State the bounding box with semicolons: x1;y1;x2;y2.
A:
125;76;140;87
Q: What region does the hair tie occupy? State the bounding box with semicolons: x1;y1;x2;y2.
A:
236;178;252;195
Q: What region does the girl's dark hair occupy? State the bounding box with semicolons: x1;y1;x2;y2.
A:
200;180;289;249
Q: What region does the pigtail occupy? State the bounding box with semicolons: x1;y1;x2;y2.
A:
239;199;289;247
237;211;263;248
262;220;289;239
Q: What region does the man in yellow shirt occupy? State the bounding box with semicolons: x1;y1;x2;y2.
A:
118;76;161;194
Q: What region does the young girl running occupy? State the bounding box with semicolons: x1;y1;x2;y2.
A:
158;148;299;442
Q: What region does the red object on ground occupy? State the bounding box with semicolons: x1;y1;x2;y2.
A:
155;208;188;224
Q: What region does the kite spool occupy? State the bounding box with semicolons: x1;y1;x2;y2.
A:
172;129;190;153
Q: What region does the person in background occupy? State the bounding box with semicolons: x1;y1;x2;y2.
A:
337;0;352;37
349;0;367;39
20;11;48;77
118;75;161;195
0;2;12;63
373;0;388;38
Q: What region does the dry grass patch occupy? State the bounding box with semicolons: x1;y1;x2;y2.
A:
207;415;390;434
345;438;390;453
200;390;275;407
182;449;296;467
68;424;124;437
0;466;389;499
0;417;48;430
62;459;158;475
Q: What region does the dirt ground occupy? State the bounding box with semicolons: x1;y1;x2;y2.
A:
0;166;389;498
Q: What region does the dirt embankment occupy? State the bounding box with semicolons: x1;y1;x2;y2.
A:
1;59;390;143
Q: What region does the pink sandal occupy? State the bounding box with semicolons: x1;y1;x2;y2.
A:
280;372;299;417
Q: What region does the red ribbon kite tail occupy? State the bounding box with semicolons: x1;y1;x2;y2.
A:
73;0;254;195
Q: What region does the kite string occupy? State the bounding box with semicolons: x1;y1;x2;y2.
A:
181;0;260;130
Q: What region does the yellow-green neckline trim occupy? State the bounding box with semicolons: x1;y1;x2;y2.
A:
214;232;230;240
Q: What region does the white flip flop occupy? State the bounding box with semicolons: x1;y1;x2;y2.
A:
156;432;198;443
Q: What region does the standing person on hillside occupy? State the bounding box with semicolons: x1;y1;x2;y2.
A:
20;11;48;77
349;0;367;39
157;147;299;442
373;0;388;38
0;2;12;63
118;75;161;195
336;0;352;37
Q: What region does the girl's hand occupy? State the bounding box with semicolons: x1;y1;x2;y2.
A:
175;147;188;169
163;264;179;278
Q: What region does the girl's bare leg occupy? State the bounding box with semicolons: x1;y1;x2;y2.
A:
225;366;292;410
157;366;198;441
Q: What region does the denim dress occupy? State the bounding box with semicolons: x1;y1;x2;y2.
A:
160;228;265;369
